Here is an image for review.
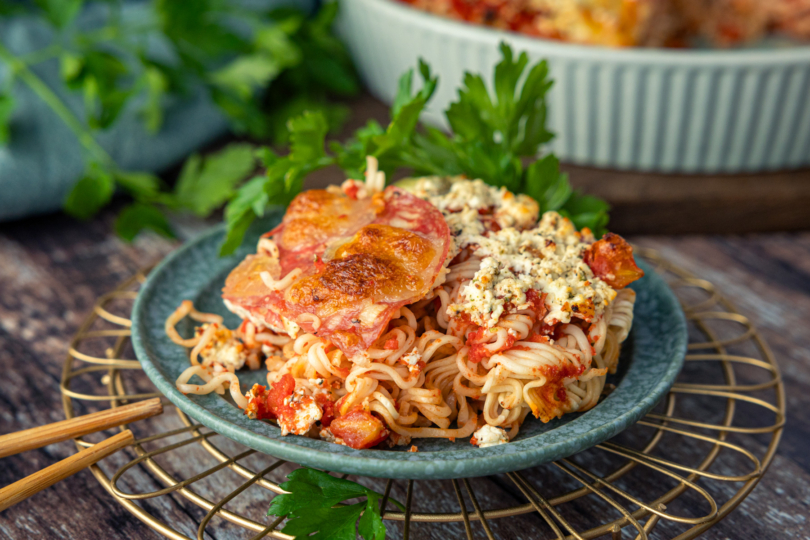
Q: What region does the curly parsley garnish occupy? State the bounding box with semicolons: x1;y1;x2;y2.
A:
219;42;609;255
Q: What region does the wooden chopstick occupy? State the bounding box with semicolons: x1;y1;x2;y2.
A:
0;398;162;459
0;430;134;512
0;399;163;512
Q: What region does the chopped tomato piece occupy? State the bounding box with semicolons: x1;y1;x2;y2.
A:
467;327;516;363
265;374;296;419
526;326;562;342
343;180;361;200
525;289;548;320
245;384;273;420
383;338;399;350
329;410;389;449
584;233;644;289
316;393;336;428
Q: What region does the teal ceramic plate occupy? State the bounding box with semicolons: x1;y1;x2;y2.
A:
132;212;687;479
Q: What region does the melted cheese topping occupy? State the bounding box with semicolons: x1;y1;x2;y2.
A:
286;223;439;318
409;176;539;230
402;178;616;329
223;254;283;296
280;190;380;249
452;212;615;327
406;177;539;262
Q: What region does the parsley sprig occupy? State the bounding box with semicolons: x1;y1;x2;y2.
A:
267;468;404;540
220;43;609;255
0;1;357;232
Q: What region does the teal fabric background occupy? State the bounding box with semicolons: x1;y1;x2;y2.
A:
0;1;315;222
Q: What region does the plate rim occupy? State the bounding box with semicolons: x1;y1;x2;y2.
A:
132;221;687;479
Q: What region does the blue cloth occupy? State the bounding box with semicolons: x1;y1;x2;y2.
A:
0;1;314;221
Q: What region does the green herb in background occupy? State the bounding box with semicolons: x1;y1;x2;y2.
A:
267;468;403;540
0;0;358;233
220;43;610;255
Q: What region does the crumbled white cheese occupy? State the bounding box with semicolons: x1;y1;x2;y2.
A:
442;207;487;257
449;211;616;328
279;390;322;436
198;325;248;371
407;178;613;329
209;341;245;370
408;176;538;231
399;348;423;375
472;425;509;448
430;178;499;212
308;378;330;395
401;349;422;366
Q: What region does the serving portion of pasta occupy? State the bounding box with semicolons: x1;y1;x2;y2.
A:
167;158;644;450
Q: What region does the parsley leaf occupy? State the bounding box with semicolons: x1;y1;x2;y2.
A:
65;49;133;130
281;503;367;540
0;91;13;144
173;143;257;217
255;24;303;69
357;492;387;540
267;468;402;540
288;110;330;165
559;193;611;235
114;170;162;201
154;0;245;65
63;163;115;220
371;61;437;174
209;55;282;102
34;0;83;29
141;67;168;134
524;154;571;213
114;202;174;242
219;112;334;255
219;175;268;257
390;43;607;235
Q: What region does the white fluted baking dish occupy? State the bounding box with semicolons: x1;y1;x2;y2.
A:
337;0;810;173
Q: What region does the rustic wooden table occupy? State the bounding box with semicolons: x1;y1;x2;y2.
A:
1;97;809;539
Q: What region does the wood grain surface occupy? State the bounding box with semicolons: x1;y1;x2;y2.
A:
0;96;809;539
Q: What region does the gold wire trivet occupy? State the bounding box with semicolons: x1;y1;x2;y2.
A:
59;248;785;540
